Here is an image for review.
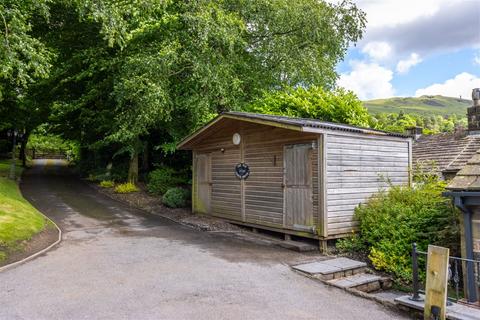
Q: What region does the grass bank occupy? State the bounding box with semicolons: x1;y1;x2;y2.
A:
0;159;50;262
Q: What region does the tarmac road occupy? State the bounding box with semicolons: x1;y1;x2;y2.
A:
0;159;409;320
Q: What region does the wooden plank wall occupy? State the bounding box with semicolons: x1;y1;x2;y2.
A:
243;128;318;229
326;134;410;236
192;119;242;221
192;119;319;232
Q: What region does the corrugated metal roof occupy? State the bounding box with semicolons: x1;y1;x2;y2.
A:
224;112;409;137
413;133;480;174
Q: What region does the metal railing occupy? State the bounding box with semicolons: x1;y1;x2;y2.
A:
411;243;480;305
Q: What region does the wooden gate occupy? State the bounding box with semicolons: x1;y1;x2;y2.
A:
283;143;314;232
195;153;211;214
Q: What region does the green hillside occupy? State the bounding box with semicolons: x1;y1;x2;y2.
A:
363;95;470;117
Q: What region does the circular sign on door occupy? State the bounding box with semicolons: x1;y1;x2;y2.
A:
235;163;250;180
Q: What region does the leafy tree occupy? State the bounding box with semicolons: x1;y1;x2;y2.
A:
0;0;52;100
41;0;366;182
372;112;467;134
248;86;371;127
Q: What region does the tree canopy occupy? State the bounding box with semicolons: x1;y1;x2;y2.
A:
8;0;365;181
0;0;467;183
249;86;371;128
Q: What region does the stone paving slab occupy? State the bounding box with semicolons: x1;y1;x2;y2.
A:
321;257;367;270
396;295;480;320
292;257;366;275
328;273;382;288
292;261;342;274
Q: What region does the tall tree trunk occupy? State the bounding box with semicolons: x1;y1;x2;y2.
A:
142;141;149;172
128;137;141;184
19;130;30;167
128;151;139;184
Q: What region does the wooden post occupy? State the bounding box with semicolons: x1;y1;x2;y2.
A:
424;245;449;320
319;240;328;254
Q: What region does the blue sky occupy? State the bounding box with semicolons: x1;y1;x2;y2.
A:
336;0;480;100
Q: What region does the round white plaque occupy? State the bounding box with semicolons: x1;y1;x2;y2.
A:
232;133;241;145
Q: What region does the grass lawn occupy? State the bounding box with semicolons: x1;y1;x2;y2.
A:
0;158;23;179
0;159;48;262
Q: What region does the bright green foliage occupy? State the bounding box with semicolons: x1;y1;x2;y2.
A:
0;159;23;179
0;0;54;154
162;187;190;208
147;167;187;195
2;0;366;185
43;0;365;170
28;127;79;160
99;180;115;188
114;182;139;193
0;0;52;98
249;86;371;127
351;179;459;283
372;112;466;134
335;233;366;253
0;160;47;261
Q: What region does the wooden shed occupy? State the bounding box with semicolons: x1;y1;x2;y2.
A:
178;112;412;247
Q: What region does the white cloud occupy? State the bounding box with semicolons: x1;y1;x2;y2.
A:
475;52;480;66
396;53;422;74
361;41;392;61
337;61;394;100
356;0;479;56
415;72;480;99
355;0;442;28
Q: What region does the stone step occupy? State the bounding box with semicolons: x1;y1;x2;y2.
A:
292;257;367;280
327;273;392;293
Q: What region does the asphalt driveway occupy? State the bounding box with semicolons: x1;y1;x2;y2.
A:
0;160;408;319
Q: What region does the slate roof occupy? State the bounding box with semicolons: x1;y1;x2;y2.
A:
447;150;480;190
224;112;409;137
412;133;480;174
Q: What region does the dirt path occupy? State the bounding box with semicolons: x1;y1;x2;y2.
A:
0;159;409;319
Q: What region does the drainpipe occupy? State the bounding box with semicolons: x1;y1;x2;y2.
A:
453;196;478;303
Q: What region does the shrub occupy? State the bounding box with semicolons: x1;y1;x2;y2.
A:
162;187;190;208
99;180;115;188
336;233;366;253
347;179;459;283
147;167;186;195
114;182;139;193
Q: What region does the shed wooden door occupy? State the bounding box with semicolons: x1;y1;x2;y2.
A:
284;144;314;231
195;153;211;214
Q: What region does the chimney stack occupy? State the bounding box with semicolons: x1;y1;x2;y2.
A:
467;88;480;134
406;126;423;140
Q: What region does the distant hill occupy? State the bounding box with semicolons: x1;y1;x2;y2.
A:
363;95;470;117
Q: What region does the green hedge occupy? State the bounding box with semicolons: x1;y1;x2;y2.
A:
147;167;187;195
338;179;459;283
162;187;190;208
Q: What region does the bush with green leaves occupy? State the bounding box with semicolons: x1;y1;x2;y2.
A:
99;180;115;188
114;182;139;193
338;178;459;283
147;167;187;195
162;188;190;208
248;86;371;128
